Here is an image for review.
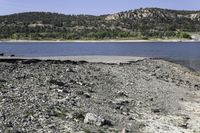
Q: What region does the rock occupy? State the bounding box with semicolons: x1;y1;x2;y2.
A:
180;124;188;129
84;113;111;126
76;131;85;133
69;79;77;84
66;67;75;72
180;98;184;101
10;54;15;57
76;91;84;95
62;89;69;93
0;79;7;83
0;53;4;56
83;93;91;98
57;89;63;93
149;98;154;101
194;84;199;88
87;88;95;93
112;98;130;106
122;128;126;133
194;84;200;90
110;98;131;111
117;91;128;97
121;107;130;115
84;113;103;126
49;80;65;86
77;81;83;86
151;108;161;113
70;111;85;121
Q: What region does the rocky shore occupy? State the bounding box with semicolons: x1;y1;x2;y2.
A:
0;58;200;133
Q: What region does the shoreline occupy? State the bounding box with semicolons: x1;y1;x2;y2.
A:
0;39;199;43
0;56;148;64
1;56;199;72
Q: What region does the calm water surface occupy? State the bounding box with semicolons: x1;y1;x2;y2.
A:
0;42;200;71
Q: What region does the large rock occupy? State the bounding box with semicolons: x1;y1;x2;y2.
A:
84;113;107;126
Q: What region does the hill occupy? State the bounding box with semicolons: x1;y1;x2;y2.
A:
0;8;200;40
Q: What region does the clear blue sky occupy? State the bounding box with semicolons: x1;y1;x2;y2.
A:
0;0;200;16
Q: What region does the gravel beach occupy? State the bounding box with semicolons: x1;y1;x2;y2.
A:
0;57;200;133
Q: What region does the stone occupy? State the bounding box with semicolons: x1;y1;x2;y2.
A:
117;91;128;97
84;113;105;126
62;89;69;93
49;80;65;86
112;98;130;106
76;91;84;95
71;111;85;121
0;79;7;83
194;84;200;90
151;108;161;113
83;93;91;98
76;131;85;133
66;68;75;72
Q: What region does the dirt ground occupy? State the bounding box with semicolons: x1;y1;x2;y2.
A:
0;59;199;133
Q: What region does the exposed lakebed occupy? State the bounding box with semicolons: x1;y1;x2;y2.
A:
0;59;199;132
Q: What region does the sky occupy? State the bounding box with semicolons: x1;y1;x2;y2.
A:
0;0;200;16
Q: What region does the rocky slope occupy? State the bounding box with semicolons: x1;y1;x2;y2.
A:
105;8;200;21
0;59;200;133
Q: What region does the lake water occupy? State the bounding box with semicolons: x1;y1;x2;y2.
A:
0;42;200;71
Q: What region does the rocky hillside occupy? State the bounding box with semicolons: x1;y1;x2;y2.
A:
105;8;200;21
0;8;200;40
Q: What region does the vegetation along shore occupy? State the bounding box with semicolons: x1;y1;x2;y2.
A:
0;39;198;43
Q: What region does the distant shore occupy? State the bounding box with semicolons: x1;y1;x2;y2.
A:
0;39;199;43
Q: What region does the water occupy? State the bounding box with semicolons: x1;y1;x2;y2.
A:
0;42;200;71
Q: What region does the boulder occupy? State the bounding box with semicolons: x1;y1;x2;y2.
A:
84;113;109;126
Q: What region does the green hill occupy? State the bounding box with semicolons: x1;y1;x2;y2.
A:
0;8;200;40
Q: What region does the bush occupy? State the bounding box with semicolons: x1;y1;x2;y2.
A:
176;31;191;39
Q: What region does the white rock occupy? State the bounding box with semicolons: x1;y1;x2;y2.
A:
84;113;105;126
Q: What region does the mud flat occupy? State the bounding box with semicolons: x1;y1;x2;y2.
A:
0;58;200;133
